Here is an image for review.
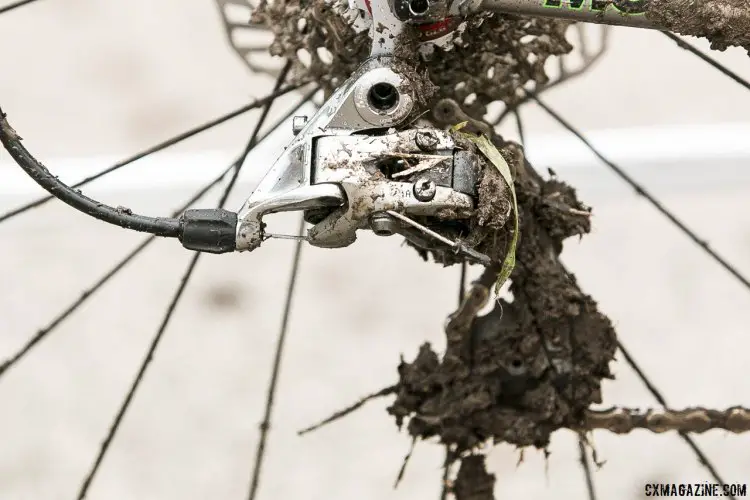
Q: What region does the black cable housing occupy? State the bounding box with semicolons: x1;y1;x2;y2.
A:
0;108;183;237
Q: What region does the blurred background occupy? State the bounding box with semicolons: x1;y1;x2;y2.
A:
0;0;749;499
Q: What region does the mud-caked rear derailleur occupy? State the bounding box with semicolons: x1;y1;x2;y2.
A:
231;57;495;265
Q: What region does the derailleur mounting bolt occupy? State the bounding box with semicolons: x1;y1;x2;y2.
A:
415;130;439;151
413;176;437;202
292;115;308;135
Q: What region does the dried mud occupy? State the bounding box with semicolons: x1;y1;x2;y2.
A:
295;132;618;499
404;133;515;267
647;0;750;52
388;138;618;499
256;2;618;497
453;455;496;500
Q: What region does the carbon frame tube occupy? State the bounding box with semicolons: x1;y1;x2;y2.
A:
479;0;750;50
475;0;656;29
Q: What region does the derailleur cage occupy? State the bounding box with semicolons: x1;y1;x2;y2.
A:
306;127;481;246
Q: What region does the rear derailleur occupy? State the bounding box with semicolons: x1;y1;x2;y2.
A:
219;57;506;266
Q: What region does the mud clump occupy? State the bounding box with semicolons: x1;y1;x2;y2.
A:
453;455;496;500
647;0;750;52
387;143;617;461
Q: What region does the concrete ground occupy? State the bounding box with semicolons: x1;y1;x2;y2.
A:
0;0;749;499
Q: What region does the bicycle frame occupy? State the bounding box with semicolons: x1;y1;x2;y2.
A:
478;0;654;28
475;0;750;51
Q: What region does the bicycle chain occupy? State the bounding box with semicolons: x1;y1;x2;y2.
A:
584;406;750;434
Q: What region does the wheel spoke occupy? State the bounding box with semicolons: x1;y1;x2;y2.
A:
439;449;453;500
247;213;305;500
0;175;220;379
73;62;293;499
497;32;748;130
523;93;735;494
618;341;735;499
514;108;526;145
458;261;467;307
441;262;468;500
0;0;42;15
0;83;307;226
297;385;397;436
0;83;318;383
663;32;750;92
75;250;201;500
578;437;598;500
527;91;750;294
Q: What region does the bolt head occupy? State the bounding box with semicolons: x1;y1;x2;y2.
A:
415;130;439;151
370;214;396;236
292;115;308;135
413;176;437;202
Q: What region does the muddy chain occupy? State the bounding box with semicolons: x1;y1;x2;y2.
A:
584;406;750;434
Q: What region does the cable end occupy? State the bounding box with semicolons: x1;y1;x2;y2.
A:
179;208;238;254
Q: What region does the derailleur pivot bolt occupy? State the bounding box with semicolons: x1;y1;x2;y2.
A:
292;115;308;135
370;213;397;236
413;176;437;202
415;130;439;151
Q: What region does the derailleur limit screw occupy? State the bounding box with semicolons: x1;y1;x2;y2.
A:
413;176;437;202
292;115;308;135
415;130;439;151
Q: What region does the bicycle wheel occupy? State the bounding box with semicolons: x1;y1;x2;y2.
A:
1;0;749;499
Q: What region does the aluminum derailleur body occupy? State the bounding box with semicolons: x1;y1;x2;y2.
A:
234;57;487;260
